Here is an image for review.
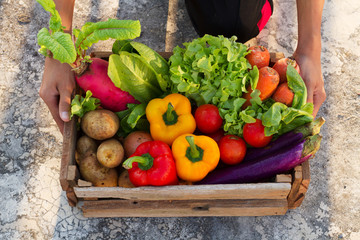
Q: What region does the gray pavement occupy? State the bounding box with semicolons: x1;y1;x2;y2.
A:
1;0;360;239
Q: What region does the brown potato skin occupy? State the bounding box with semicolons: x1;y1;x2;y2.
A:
79;152;118;187
97;139;124;168
81;109;120;140
76;135;98;164
118;170;135;188
123;131;153;157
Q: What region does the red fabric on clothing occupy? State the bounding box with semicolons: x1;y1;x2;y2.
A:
257;0;272;31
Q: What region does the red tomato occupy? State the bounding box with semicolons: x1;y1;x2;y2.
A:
194;104;223;134
243;119;272;148
272;58;301;83
219;135;247;165
246;46;270;69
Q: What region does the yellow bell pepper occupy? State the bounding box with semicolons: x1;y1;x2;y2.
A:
172;134;220;182
146;93;196;145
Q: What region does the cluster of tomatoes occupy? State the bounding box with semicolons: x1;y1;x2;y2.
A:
194;104;271;166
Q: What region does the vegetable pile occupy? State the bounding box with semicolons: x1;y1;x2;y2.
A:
37;0;325;188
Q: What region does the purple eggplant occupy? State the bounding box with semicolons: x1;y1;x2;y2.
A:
242;117;325;163
197;134;322;185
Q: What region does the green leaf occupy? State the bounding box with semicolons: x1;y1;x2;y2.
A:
37;28;77;63
129;41;170;91
126;103;147;128
116;103;149;137
75;19;141;54
112;40;133;54
287;65;308;109
248;66;259;90
36;0;62;32
262;102;287;128
108;52;163;103
70;90;100;118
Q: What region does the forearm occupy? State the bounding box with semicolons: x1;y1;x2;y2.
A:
295;0;325;60
54;0;76;32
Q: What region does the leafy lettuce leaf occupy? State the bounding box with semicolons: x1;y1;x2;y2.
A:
70;90;100;118
169;34;255;106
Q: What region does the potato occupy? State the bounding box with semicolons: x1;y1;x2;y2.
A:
123;131;153;157
79;152;118;187
75;135;98;164
81;109;120;140
118;169;135;188
97;139;124;168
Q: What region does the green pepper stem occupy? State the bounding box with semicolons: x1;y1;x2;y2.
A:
122;153;154;171
166;103;175;122
185;136;200;159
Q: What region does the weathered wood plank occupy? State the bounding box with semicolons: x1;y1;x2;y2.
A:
74;183;291;200
275;174;292;183
60;117;77;191
66;188;78;207
78;179;93;187
67;165;80;188
291;160;311;208
287;165;303;209
81;199;289;217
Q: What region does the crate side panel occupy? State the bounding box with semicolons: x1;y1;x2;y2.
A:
81;199;288;217
74;183;291;200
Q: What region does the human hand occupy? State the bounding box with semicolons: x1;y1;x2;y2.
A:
39;57;75;134
293;51;326;117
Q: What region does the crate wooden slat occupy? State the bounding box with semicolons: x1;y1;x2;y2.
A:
60;50;313;217
74;183;291;200
80;198;289;217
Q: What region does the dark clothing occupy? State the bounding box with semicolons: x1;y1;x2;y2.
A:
185;0;273;43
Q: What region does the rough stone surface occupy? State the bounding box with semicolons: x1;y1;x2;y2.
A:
1;0;360;239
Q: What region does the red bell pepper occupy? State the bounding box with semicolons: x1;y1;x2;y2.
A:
122;140;178;186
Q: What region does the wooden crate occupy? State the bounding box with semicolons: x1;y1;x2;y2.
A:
60;51;311;217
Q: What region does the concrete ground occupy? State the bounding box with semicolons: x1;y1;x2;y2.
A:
1;0;360;239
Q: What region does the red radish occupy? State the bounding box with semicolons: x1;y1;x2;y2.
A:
273;58;300;83
75;58;138;112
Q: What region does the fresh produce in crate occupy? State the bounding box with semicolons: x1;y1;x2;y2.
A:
242;66;280;108
245;45;270;69
96;139;124;168
36;0;141;112
272;82;295;106
80;109;120;140
145;93;196;145
123;131;153;157
168;35;314;138
242;117;325;163
75;135;98;164
122;141;178;186
243;119;273;148
272;57;301;83
108;40;170;103
79;152;118;187
172;134;220;182
194;104;223;134
218;135;247;165
198;132;322;185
